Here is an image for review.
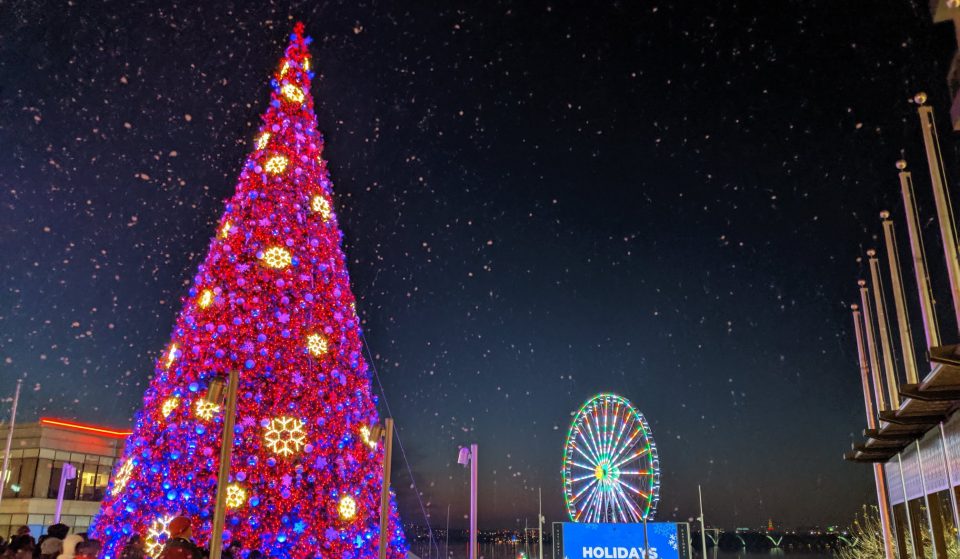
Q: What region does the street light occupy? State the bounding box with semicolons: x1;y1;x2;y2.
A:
457;444;478;559
206;371;239;559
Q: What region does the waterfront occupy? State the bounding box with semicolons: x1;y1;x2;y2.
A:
407;542;837;559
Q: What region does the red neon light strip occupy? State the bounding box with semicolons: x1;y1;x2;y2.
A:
40;418;132;439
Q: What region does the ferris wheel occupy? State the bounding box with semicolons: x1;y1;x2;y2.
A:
562;393;660;523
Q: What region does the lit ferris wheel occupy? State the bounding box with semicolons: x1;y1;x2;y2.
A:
562;393;660;523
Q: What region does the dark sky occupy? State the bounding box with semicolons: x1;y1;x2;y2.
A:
1;0;957;533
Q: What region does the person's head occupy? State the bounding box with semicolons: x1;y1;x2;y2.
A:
167;517;192;540
75;540;100;559
47;524;69;540
16;541;33;554
14;527;29;537
126;535;142;548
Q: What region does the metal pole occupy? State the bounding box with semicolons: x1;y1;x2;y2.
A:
378;418;395;559
209;370;239;559
445;505;451;559
899;161;942;349
538;488;543;559
643;516;650;559
915;93;960;331
899;454;917;559
881;213;921;384
0;379;23;510
853;305;895;559
698;485;708;559
868;250;901;408
470;443;478;559
938;422;960;547
916;440;939;559
859;282;889;412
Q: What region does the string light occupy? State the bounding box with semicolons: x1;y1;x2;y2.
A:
262;247;292;269
265;155;288;174
111;459;134;496
338;495;357;520
220;221;232;238
264;416;307;457
303;58;311;72
161;397;179;418
282;84;305;104
145;515;174;559
280;62;289;77
311;195;331;220
195;399;220;421
164;344;177;369
256;132;271;150
198;289;213;309
226;484;247;508
307;333;328;356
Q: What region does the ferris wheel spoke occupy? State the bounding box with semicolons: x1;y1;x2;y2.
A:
601;400;614;458
613;482;643;521
581;413;607;465
569;472;600;483
612;446;650;470
614;477;648;498
605;412;633;465
570;477;598;504
572;444;599;467
571;460;598;472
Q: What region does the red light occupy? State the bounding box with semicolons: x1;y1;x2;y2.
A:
40;418;131;439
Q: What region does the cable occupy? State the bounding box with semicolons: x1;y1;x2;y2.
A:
362;332;440;559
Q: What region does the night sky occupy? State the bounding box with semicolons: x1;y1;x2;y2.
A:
1;0;957;533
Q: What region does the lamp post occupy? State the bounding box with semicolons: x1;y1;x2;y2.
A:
54;463;77;522
373;417;395;559
207;370;239;559
458;445;478;559
0;379;23;510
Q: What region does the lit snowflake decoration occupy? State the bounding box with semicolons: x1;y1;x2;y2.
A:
164;344;178;369
111;458;134;496
264;416;307;457
338;495;357;520
311;195;331;221
195;399;220;421
669;533;678;551
161;397;179;419
145;515;174;559
307;333;328;356
198;289;213;309
226;484;246;509
256;132;271;150
282;84;305;104
265;155;288;174
360;425;378;449
262;247;292;269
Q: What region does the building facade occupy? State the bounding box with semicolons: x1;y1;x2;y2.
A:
0;418;128;539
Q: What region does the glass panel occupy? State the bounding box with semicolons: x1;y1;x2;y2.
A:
34;459;52;499
3;458;22;498
47;461;80;500
18;458;37;498
78;462;108;501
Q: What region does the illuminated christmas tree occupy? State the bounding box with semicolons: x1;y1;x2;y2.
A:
90;24;407;559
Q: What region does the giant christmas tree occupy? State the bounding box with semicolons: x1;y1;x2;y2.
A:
91;24;408;559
